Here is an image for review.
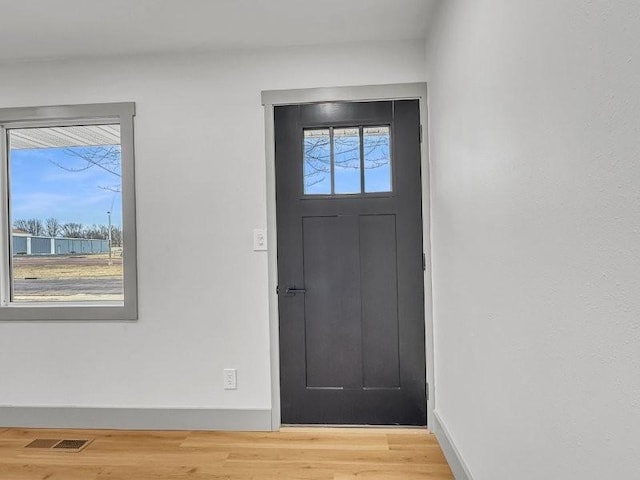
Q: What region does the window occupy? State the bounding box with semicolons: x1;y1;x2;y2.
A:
303;125;391;195
0;103;137;320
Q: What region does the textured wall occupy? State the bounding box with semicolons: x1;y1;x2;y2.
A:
426;1;640;478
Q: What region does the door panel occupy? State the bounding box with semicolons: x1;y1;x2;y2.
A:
303;215;361;389
275;100;426;425
360;214;400;389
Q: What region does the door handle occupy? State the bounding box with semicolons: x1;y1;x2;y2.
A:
285;286;306;296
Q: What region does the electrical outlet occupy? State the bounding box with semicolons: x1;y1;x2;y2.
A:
253;229;267;251
223;368;237;390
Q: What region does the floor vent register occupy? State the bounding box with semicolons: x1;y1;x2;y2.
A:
25;438;92;452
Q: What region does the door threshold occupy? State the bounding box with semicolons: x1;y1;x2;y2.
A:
281;424;428;430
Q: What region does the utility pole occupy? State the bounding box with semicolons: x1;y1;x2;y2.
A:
107;210;112;266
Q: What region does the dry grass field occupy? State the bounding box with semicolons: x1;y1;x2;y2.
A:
11;254;124;301
13;254;123;280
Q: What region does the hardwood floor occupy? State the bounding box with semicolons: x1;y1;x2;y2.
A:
0;426;453;479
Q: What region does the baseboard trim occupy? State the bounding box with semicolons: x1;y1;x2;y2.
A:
432;410;475;480
0;406;272;431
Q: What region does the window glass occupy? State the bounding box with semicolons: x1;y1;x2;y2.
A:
8;125;123;303
303;129;331;194
303;125;392;196
363;126;391;193
333;127;361;194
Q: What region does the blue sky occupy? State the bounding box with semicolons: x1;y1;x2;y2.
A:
10;146;122;227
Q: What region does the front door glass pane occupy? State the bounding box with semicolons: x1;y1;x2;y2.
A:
303;129;331;195
364;126;391;193
333;127;361;194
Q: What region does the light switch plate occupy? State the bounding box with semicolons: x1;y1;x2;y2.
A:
253;228;267;251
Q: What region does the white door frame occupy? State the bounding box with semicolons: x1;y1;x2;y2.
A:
261;83;434;430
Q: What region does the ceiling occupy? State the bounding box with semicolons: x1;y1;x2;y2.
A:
0;0;437;64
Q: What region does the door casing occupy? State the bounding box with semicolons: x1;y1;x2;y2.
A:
261;83;434;430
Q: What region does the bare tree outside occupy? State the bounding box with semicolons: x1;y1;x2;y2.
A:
49;145;123;246
51;145;122;193
303;130;331;190
13;218;44;236
61;222;84;238
45;217;62;237
14;218;122;244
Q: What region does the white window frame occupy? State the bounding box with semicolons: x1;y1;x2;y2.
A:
0;102;137;321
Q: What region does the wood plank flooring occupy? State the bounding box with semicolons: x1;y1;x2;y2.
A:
0;427;453;479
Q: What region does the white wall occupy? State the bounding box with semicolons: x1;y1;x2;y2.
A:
0;40;426;409
426;1;640;479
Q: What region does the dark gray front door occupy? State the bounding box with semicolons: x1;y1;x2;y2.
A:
275;100;426;425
